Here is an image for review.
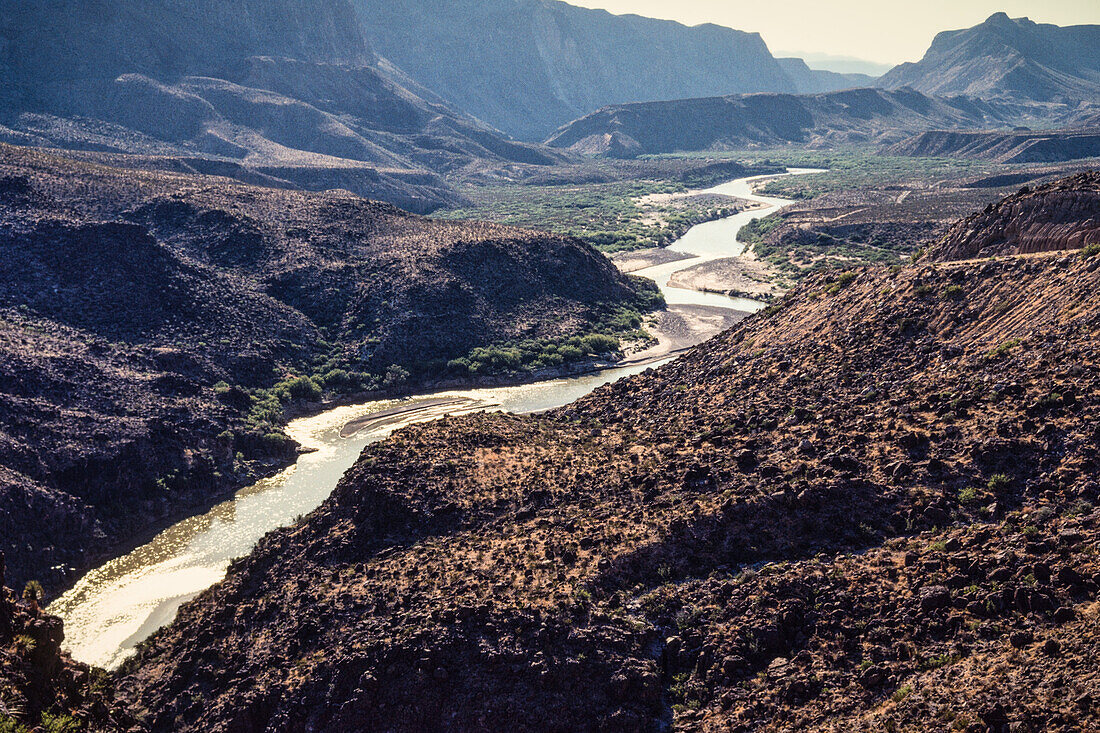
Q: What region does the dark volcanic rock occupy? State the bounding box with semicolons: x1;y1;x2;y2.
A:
121;236;1100;730
0;561;140;730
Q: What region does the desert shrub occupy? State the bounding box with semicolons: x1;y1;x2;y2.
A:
943;284;964;299
22;580;42;604
13;635;35;654
383;365;409;388
40;713;83;733
282;376;322;402
986;338;1022;360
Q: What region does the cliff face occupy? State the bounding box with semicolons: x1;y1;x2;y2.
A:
0;143;646;595
354;0;795;141
547;88;1022;157
878;13;1100;103
930;172;1100;261
121;193;1100;730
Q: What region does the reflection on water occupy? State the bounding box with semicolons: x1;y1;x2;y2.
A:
49;169;822;670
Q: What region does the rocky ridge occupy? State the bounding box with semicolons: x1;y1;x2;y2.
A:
546;88;1029;158
929;171;1100;261
878;13;1100;104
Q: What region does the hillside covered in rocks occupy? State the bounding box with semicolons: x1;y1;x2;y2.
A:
120;175;1100;732
0;553;141;731
0;143;653;596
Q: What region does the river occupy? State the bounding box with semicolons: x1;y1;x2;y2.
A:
48;168;819;670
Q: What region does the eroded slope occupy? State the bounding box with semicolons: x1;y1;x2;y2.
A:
122;245;1100;731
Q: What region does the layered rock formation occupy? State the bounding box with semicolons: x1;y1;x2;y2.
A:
354;0;796;142
120;177;1100;730
930;171;1100;261
888;128;1100;164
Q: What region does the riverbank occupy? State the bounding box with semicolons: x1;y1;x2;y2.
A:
50;169;806;670
666;254;787;301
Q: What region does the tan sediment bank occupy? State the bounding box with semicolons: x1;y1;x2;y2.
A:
667;254;786;301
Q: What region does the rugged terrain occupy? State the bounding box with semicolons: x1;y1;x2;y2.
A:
120;177;1100;731
929;171;1100;261
546;88;1029;158
878;13;1100;104
0;554;140;731
0;0;560;212
0;143;653;594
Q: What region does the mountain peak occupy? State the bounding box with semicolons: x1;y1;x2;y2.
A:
878;13;1100;102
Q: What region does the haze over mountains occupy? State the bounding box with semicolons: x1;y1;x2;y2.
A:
3;3;1097;205
353;0;867;141
547;88;1029;158
878;13;1100;104
0;0;559;212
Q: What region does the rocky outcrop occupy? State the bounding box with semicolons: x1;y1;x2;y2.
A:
0;553;140;731
121;242;1100;730
929;171;1100;260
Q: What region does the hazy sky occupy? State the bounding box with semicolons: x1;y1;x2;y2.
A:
567;0;1100;65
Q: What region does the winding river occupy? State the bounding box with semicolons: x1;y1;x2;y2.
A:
48;168;820;670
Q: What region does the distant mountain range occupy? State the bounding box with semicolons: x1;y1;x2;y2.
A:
1;2;1097;208
354;0;807;141
546;88;1028;157
878;13;1100;103
0;0;559;213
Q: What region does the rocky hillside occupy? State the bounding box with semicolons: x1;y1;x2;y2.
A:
878;13;1100;104
888;128;1100;164
120;179;1100;730
0;554;139;731
0;0;559;213
546;88;1025;157
929;171;1100;261
0;143;651;595
354;0;796;142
